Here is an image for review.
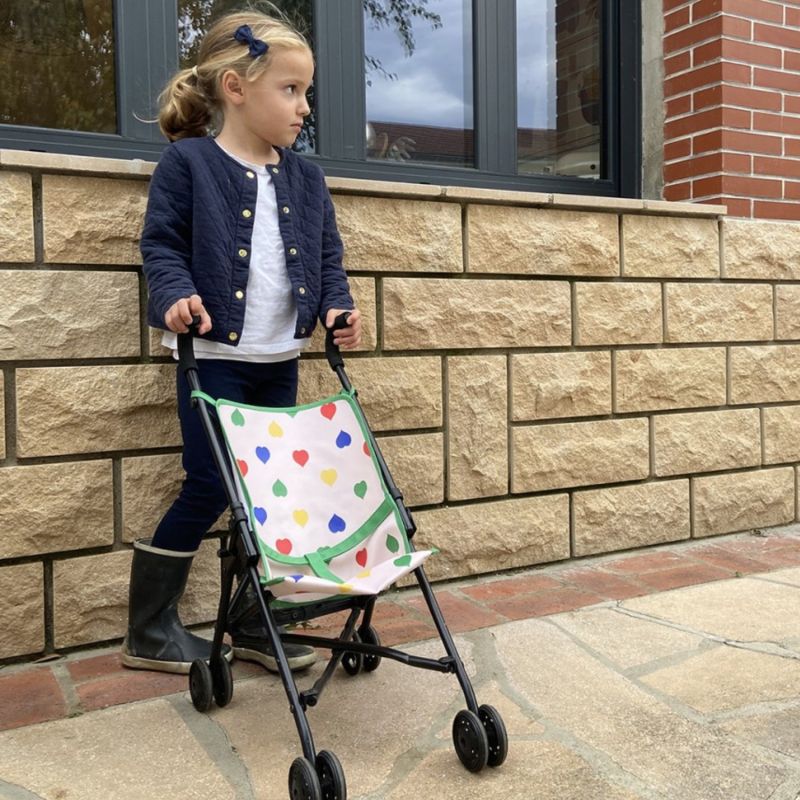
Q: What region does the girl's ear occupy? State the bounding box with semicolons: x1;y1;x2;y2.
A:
220;70;245;105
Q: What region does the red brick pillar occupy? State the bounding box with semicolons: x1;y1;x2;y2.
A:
662;0;800;220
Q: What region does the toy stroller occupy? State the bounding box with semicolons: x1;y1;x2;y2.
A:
178;314;508;800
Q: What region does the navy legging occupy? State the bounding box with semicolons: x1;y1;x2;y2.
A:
152;358;299;552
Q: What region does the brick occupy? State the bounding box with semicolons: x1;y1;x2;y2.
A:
721;85;782;111
666;282;773;342
403;592;503;634
731;345;800;403
664;180;693;201
665;138;693;162
693;467;795;537
447;356;507;500
714;196;753;216
754;21;800;49
486;588;603;621
615;348;726;413
726;0;783;24
0;461;114;559
663;152;721;181
665;6;691;32
333;194;462;272
692;38;724;67
692;85;724;112
512;351;611;421
720;130;782;155
788;7;800;27
693;175;725;197
637;563;732;590
573;480;691;557
664;17;723;55
754;156;800;178
753;113;800;135
665;66;752;102
654;408;761;476
557;567;646;600
785;50;800;72
691;0;722;22
0;172;34;262
76;670;187;712
461;574;562;602
722;39;783;68
787;180;800;200
0;669;67;731
512;418;649;493
665;51;692;76
467;205;619;277
575;282;662;345
753;67;800;92
690;543;776;574
753;201;800;221
382;278;571;350
42;175;148;264
606;550;691;574
0;563;44;659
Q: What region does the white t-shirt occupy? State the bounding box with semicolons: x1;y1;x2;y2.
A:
163;143;310;362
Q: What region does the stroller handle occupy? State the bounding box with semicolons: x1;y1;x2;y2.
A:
325;311;351;372
177;315;202;376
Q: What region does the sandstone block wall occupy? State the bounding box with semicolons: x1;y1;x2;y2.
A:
1;151;799;663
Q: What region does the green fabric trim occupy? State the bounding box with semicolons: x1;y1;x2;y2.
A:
190;390;217;406
305;553;344;583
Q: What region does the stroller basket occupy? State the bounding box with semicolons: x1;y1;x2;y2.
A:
179;315;508;799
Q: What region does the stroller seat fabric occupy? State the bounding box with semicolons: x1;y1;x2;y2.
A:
213;391;435;603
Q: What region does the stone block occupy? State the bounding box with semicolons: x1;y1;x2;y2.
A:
180;538;222;625
666;283;773;343
148;326;172;357
730;345;800;405
0;172;34;262
121;454;183;542
725;219;800;280
623;215;719;278
305;276;377;353
16;364;180;457
692;467;795;538
298;356;442;432
0;372;4;459
573;480;690;556
0;270;140;360
512;351;611;421
775;285;800;340
575;282;662;345
376;432;444;507
654;409;761;477
53;550;133;648
0;461;114;559
42;175;148;264
413;495;570;580
0;563;44;659
764;405;800;464
467;205;619;276
334;194;462;272
615;347;726;412
447;356;507;500
513;418;649;493
383;277;571;350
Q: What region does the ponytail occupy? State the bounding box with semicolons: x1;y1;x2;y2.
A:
158;67;215;142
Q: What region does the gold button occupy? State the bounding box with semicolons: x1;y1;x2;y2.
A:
242;209;252;218
282;206;290;214
235;290;244;300
246;170;255;179
298;287;306;295
300;327;306;334
288;247;297;256
271;167;279;175
238;248;247;257
228;332;238;341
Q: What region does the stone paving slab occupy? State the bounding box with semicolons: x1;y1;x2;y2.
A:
0;527;799;799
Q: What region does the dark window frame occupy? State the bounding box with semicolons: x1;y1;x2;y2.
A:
0;0;641;198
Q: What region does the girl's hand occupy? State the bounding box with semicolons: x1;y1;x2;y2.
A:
165;294;212;335
326;308;362;350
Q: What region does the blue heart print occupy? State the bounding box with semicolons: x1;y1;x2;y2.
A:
256;446;270;464
254;507;267;525
335;430;352;448
328;514;346;533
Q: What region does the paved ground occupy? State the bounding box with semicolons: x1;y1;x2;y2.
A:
2;526;800;799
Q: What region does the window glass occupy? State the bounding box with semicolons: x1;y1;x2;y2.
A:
0;0;116;133
517;0;601;179
178;0;316;152
364;0;473;167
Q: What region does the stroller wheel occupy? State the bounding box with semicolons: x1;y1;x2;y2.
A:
479;704;508;767
341;632;363;676
211;654;233;708
452;709;489;773
189;659;213;712
316;750;347;800
359;626;382;673
288;757;322;800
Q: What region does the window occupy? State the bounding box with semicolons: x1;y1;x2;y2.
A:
0;0;641;198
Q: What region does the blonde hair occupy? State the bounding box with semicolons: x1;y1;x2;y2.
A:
159;8;311;141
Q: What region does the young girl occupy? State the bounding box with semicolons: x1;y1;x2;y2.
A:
122;9;361;675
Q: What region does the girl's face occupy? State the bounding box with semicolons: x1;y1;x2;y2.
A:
237;48;314;149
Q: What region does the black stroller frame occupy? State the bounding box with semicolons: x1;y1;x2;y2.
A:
179;315;507;800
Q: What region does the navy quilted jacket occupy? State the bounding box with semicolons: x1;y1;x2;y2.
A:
141;136;353;346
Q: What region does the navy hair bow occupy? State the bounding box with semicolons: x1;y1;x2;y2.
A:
234;25;268;58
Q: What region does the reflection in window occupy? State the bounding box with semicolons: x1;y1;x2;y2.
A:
178;0;316;152
517;0;601;179
364;0;473;167
0;0;116;133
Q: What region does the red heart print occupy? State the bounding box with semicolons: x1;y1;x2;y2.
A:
292;450;309;467
321;403;336;420
237;459;248;476
276;539;293;555
356;548;368;568
362;442;370;457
